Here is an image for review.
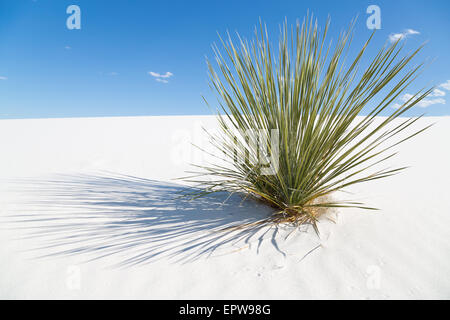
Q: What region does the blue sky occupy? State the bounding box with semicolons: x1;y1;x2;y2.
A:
0;0;449;119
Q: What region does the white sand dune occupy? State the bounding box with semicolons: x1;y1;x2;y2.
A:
0;115;449;299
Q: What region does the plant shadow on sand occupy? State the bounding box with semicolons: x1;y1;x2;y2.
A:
5;173;312;267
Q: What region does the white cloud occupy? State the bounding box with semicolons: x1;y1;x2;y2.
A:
388;29;420;43
439;80;450;91
405;29;420;35
429;88;446;97
399;94;414;102
398;93;445;108
64;46;72;50
415;98;445;108
0;76;7;80
149;71;173;78
149;71;173;83
392;80;450;109
107;72;119;76
388;34;403;42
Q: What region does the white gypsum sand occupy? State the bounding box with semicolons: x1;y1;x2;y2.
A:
0;115;449;299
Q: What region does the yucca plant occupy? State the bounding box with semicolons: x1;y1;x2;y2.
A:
184;16;432;233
